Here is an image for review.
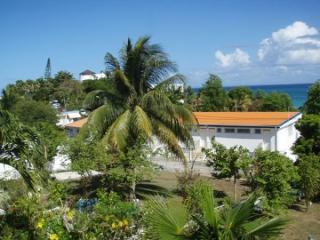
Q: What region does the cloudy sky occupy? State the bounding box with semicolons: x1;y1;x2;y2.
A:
0;0;319;89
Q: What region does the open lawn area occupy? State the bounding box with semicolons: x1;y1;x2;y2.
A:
153;170;320;240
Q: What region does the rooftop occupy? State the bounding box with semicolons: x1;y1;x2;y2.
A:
80;69;96;75
65;112;301;129
194;112;301;127
65;118;88;128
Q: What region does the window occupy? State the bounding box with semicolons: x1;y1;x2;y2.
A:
237;128;250;134
254;129;261;134
217;128;222;133
262;129;271;133
225;128;235;133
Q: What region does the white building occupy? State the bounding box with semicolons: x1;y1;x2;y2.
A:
79;69;106;81
192;112;302;160
57;110;82;127
62;112;302;161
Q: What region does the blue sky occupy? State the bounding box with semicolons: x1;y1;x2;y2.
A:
0;0;319;89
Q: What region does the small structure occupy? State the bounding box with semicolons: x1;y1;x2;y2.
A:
57;110;82;127
65;118;88;137
79;69;106;81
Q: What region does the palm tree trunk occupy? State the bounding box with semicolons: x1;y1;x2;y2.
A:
233;176;237;201
130;167;137;201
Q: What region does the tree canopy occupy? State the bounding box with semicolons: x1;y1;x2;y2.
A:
82;36;196;161
304;80;320;114
199;74;229;111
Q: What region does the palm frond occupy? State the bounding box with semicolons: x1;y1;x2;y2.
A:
82;90;108;110
105;52;120;72
152;119;186;162
82;103;122;140
102;110;131;151
131;106;153;138
145;197;189;240
243;217;288;240
197;184;220;233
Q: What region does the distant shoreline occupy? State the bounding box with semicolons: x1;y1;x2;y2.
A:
193;82;312;108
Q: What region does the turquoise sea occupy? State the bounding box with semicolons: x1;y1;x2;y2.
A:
194;83;312;108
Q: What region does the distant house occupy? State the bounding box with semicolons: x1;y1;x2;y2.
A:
65;118;88;137
64;112;302;160
57;110;83;127
79;69;106;81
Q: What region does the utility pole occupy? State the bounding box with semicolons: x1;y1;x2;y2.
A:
44;57;51;80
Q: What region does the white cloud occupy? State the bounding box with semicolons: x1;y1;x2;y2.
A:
272;21;318;42
258;21;320;64
215;48;250;68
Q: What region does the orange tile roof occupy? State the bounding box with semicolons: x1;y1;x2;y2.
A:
65;112;301;129
193;112;300;127
65;118;88;128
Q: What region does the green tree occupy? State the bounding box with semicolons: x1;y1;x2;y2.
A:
251;150;299;212
82;36;195;159
0;110;44;189
10;99;65;161
304;80;320;114
199;74;228;111
203;139;251;200
228;86;253;111
81;36;196;198
258;92;294;111
293;114;320;156
144;183;286;240
297;154;320;211
11;99;58;126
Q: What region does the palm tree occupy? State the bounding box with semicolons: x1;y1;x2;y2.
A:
144;184;287;240
0;110;44;189
82;36;196;160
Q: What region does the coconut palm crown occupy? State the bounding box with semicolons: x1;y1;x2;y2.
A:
82;36;196;160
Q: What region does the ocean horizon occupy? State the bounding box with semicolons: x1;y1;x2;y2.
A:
193;83;313;108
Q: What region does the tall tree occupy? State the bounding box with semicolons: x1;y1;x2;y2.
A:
44;57;51;80
304;80;320;114
228;86;253;111
82;37;196;198
199;74;228;111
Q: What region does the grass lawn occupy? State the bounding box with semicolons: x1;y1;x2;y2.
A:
152;170;320;240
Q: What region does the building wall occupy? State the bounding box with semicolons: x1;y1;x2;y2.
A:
80;74;95;81
79;73;106;81
192;127;276;153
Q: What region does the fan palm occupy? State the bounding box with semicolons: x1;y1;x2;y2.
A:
82;36;196;160
0;110;44;189
145;184;287;240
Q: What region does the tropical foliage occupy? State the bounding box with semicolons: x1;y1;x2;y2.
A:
203;138;251;200
0;110;45;189
82;36;196;160
249;150;299;212
144;183;287;240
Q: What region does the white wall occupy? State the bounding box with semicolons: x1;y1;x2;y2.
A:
80;74;95;81
79;73;106;82
192;127;276;153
